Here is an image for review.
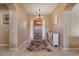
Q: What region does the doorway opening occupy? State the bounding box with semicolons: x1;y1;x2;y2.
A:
34;19;42;40
30;17;45;41
27;17;52;51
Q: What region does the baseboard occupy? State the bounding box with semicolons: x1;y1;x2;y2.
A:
17;48;26;50
9;48;26;50
63;48;79;50
0;44;9;46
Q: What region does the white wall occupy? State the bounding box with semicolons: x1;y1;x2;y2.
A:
64;10;79;49
9;10;17;49
64;11;79;36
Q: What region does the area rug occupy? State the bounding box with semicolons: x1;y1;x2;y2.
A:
27;39;52;51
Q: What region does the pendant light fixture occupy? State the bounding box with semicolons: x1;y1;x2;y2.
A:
36;8;43;20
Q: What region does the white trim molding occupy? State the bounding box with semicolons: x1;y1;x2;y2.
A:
0;44;9;46
63;48;79;50
17;48;26;50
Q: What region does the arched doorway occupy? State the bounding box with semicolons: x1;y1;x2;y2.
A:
27;17;52;51
30;17;45;41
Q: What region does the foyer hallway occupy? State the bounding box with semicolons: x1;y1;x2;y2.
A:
0;3;79;56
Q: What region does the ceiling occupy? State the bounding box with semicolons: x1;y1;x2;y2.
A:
0;4;8;10
22;3;58;15
65;3;76;10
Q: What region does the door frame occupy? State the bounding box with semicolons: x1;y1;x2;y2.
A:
30;19;45;40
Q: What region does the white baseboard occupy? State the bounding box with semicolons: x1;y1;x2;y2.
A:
9;48;26;50
63;48;79;50
17;48;26;50
0;44;9;46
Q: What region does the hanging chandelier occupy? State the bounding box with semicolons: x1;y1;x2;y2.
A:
36;9;43;20
34;9;43;25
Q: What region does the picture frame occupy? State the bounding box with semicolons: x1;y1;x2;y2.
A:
3;14;9;24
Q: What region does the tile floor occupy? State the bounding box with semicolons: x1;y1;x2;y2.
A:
0;47;79;56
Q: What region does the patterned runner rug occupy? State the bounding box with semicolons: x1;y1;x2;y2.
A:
27;39;52;51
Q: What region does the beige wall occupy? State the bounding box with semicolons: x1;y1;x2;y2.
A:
69;37;79;48
0;8;9;44
15;4;29;48
50;4;67;47
8;4;29;49
9;9;17;48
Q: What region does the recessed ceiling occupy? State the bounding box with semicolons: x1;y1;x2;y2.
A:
22;3;58;15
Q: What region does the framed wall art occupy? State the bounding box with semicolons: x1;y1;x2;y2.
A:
3;14;9;24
